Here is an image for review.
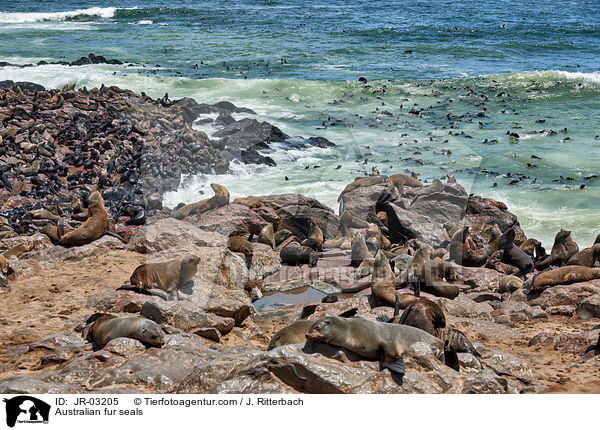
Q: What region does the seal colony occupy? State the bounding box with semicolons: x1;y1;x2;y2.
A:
1;81;599;394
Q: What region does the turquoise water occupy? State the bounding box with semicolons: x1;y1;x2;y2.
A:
0;1;599;247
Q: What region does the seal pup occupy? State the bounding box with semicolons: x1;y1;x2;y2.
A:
351;231;371;267
57;191;110;246
228;231;254;268
485;250;519;275
257;223;276;249
305;316;459;379
525;266;600;292
280;241;318;267
118;254;200;300
535;229;579;270
498;275;523;293
267;307;358;350
567;243;600;267
84;314;165;348
302;220;324;252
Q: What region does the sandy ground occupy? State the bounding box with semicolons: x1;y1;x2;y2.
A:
0;250;599;393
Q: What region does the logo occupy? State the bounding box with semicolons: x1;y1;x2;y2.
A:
3;396;50;427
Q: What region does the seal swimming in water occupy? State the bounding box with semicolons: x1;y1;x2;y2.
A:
118;254;200;300
305;316;459;379
280;241;318;267
58;191;110;246
84;314;165;348
525;266;600;292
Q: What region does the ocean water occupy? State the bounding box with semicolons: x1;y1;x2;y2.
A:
0;0;599;248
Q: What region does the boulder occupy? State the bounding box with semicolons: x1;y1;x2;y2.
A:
528;281;600;310
186;204;269;236
576;294;600;320
339;182;400;219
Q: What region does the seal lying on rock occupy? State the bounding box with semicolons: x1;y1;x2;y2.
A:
58;191;110;246
280;241;318;267
228;231;254;268
449;226;489;267
525;266;600;292
84;313;165;348
416;260;460;299
567;244;600;267
267;307;358;350
305;316;459;379
171;183;230;219
118;254;200;300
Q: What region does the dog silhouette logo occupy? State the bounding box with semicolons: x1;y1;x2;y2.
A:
3;396;50;427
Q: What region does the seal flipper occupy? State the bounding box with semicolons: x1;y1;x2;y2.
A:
338;307;359;318
443;340;460;372
393;294;400;317
376;314;391;323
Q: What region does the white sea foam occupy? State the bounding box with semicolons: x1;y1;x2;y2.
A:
0;7;134;23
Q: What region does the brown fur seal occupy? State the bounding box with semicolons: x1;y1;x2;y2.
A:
274;229;293;246
302;220;324;252
119;254;200;300
232;196;264;208
417;260;460;299
371;250;418;309
485;250;519;275
498;275;523;293
337;176;388;202
267;307;358;350
0;254;6;272
386;173;423;189
280;241;318;267
357;257;375;278
351;232;371;267
395;298;446;336
535;229;579;270
567;244;600;267
228;232;254;267
526;266;600;292
449;226;488;267
0;254;7;289
58;191;109;246
84;314;165;348
306;316;458;377
520;238;540;257
257;223;276;248
171;183;230;219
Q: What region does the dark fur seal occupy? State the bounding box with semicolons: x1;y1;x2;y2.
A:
118;254;200;300
497;227;534;276
84;314;165;348
535;229;579;270
371;250;418;309
306;316;459;378
280;241;318;267
395;298;446;336
58;191;109;246
485;250;519;275
526;266;600;292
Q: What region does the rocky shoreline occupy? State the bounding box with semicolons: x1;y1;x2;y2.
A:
0;82;599;394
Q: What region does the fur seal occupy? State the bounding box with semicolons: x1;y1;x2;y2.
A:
497;227;534;276
520;238;540;257
357;257;375;278
567;244;600;267
232;196;264;208
0;254;7;289
306;316;458;378
485;250;519;275
498;275;523;293
280;241;318;267
417;260;460;299
526;266;600;292
302;220;324;252
395;298;446;336
267;307;357;350
171;183;230;219
58;191;109;246
386;173;423;189
351;232;371;267
274;229;293;246
84;314;165;348
535;229;579;270
118;254;200;300
370;250;419;308
257;223;276;248
337;176;387;203
228;232;254;267
449;226;488;267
